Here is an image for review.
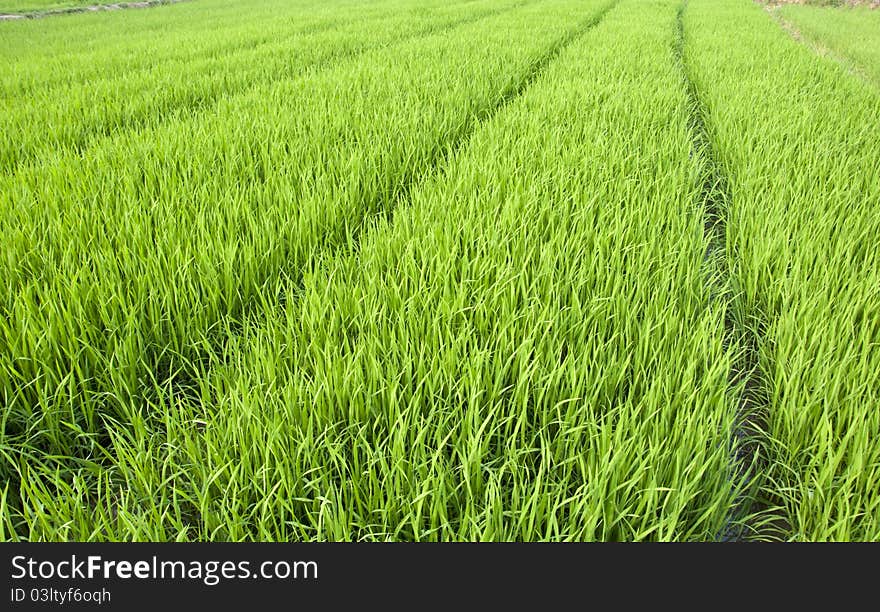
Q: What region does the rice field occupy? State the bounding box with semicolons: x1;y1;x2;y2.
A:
776;2;880;84
1;0;878;542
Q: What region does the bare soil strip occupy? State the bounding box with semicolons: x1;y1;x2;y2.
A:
0;0;188;20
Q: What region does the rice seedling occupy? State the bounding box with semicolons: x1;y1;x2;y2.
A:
0;0;401;94
3;0;745;541
776;2;880;85
684;0;880;541
2;0;876;542
0;0;521;170
0;0;615;536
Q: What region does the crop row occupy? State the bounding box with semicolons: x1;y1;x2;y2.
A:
0;0;613;516
1;0;522;170
0;0;385;93
684;0;880;540
777;3;880;85
3;0;878;541
3;0;744;541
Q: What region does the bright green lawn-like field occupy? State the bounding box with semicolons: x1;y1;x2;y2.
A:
1;0;878;541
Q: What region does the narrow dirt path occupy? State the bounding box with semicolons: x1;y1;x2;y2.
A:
759;0;879;8
0;0;188;20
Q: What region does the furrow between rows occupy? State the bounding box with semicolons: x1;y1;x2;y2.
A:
675;0;774;542
685;0;880;541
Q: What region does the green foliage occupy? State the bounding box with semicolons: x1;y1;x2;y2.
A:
685;0;880;541
779;3;880;85
1;0;877;541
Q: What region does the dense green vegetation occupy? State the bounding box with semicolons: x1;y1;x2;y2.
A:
1;0;878;541
0;0;430;93
685;0;880;540
778;3;880;85
1;0;524;169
